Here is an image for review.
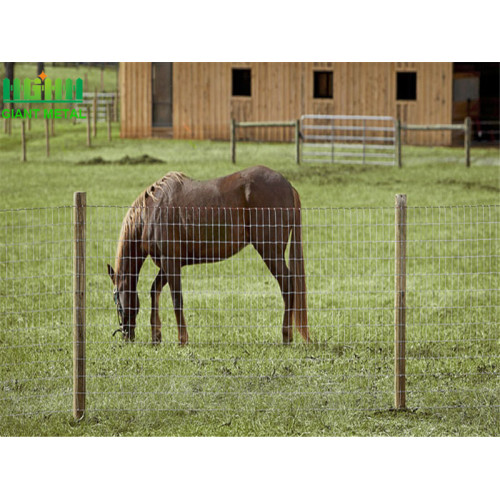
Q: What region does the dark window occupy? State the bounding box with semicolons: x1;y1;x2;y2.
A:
314;71;333;99
232;68;251;97
396;72;417;100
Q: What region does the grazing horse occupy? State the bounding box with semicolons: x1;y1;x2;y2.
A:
107;165;309;344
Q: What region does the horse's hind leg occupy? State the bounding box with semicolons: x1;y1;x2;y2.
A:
253;244;294;344
151;271;168;344
167;267;189;345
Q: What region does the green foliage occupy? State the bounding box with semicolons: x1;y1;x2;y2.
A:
1;62;118;94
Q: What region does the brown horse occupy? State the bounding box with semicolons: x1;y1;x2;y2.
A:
107;165;309;345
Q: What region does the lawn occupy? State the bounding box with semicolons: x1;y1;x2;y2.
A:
0;119;499;436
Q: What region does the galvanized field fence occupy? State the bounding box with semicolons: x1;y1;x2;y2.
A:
0;198;498;421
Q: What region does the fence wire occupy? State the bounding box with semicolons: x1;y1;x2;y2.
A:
0;204;498;419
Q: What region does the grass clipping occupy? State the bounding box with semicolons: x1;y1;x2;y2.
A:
77;154;166;165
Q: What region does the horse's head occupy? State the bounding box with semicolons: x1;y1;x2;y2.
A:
107;264;140;341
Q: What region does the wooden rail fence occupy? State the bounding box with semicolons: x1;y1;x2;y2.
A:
397;117;472;167
231;119;300;164
229;117;473;167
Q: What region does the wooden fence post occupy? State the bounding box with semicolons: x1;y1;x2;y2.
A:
20;120;27;162
465;117;471;167
394;194;407;410
93;89;98;138
295;119;300;165
6;103;12;135
396;120;402;168
107;103;112;141
231;119;236;164
73;191;86;421
86;106;91;148
113;92;117;122
114;87;119;122
231;120;306;163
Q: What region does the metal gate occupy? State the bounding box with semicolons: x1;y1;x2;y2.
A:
300;115;397;166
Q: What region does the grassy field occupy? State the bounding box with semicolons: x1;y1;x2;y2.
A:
0;119;499;436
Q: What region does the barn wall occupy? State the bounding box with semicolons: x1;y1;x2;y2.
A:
122;62;454;145
393;62;454;146
120;62;152;138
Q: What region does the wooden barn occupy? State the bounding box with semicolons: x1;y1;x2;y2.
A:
119;62;499;146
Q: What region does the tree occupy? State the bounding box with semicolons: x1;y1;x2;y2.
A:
2;63;15;110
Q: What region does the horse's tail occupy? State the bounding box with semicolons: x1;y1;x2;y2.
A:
290;188;310;342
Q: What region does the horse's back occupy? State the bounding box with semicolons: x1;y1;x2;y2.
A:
144;166;297;261
214;165;294;209
162;165;295;210
219;166;296;248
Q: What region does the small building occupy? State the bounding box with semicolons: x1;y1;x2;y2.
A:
119;62;499;146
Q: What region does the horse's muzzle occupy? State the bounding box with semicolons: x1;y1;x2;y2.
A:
122;326;135;342
112;326;135;341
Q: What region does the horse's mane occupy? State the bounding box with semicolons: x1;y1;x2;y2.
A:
114;172;188;274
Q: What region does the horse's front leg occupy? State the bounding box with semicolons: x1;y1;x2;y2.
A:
150;271;168;344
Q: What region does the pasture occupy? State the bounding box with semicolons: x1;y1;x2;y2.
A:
0;120;499;436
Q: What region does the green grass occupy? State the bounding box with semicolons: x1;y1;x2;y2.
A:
0;120;499;435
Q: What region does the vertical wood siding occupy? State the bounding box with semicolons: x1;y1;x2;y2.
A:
121;62;454;145
120;62;152;138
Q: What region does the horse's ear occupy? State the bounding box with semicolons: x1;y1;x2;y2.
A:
107;264;115;284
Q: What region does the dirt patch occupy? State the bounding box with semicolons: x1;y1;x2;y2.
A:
288;167;347;184
437;178;500;193
77;154;166;166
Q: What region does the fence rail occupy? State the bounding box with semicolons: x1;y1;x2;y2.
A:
399;118;472;167
230;116;473;168
230;119;300;164
0;200;498;421
74;91;119;123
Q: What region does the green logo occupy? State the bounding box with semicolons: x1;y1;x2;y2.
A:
3;71;83;104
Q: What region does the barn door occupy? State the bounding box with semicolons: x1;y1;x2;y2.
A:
152;62;173;127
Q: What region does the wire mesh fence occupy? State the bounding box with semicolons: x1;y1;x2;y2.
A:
0;202;498;421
